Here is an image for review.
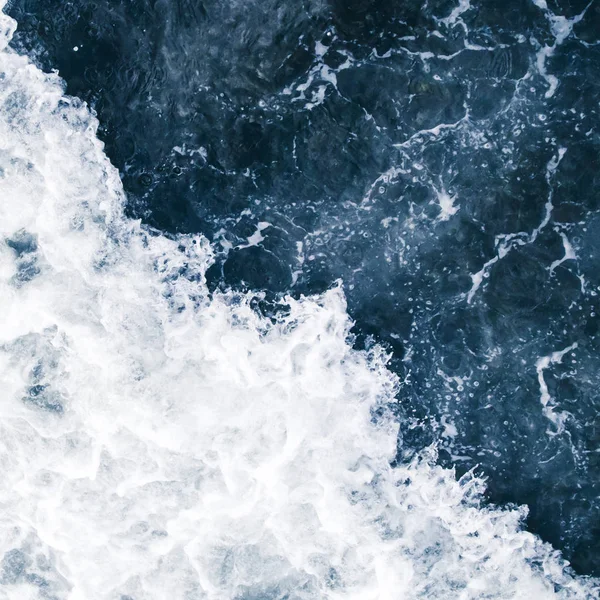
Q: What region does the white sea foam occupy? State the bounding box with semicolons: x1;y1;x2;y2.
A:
0;5;598;599
530;0;592;98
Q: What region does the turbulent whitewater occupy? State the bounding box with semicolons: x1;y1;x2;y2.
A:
0;4;597;599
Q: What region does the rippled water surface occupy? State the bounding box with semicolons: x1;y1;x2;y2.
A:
1;0;600;596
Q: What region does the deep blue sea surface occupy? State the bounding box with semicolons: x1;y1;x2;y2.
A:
1;0;600;597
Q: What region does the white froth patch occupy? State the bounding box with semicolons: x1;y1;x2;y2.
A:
549;231;577;275
0;4;598;599
434;187;460;222
438;0;472;26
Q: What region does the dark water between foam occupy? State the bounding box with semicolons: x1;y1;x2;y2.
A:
6;0;600;576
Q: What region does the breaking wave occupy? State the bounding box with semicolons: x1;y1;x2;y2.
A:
0;4;597;599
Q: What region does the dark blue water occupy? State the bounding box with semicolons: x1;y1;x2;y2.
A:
7;0;600;576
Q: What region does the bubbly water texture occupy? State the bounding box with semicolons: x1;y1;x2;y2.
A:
0;5;598;600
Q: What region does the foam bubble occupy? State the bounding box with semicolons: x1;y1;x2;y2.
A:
0;4;598;599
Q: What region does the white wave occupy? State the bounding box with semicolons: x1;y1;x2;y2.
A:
0;5;597;599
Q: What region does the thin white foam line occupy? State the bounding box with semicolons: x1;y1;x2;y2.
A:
466;148;567;304
530;0;593;97
535;342;577;433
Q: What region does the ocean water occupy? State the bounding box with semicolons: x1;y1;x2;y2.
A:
0;0;599;598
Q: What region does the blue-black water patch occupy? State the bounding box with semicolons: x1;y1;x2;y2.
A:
6;228;40;285
1;549;31;585
2;327;66;414
1;547;62;597
6;0;600;575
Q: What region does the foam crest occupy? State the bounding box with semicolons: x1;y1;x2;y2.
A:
0;5;598;599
